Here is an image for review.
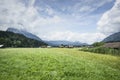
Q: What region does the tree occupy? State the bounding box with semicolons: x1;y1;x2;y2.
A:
92;42;104;47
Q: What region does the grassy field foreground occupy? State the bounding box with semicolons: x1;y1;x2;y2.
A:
0;48;120;80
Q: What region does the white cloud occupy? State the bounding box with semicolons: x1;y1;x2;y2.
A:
0;0;63;31
0;0;26;30
0;0;114;44
71;0;114;15
42;31;106;44
29;0;36;6
97;0;120;35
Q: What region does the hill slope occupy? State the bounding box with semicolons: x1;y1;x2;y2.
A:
7;28;42;41
0;31;47;47
103;32;120;42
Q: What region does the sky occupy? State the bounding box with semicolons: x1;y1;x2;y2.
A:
0;0;120;44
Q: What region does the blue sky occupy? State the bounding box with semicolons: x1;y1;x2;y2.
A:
0;0;120;44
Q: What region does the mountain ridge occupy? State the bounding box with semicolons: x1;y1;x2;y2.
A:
102;32;120;42
45;40;88;46
0;31;47;47
7;28;42;41
6;27;88;47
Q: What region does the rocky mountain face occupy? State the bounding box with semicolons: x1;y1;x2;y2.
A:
103;32;120;42
7;28;42;41
0;31;47;47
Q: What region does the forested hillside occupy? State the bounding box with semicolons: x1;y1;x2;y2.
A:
0;31;47;47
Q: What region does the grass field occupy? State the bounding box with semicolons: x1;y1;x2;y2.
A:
0;48;120;80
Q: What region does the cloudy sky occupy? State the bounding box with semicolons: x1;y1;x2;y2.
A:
0;0;120;44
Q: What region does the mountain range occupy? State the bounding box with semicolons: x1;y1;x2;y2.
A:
0;31;47;47
1;27;120;47
45;41;88;47
6;28;88;47
7;28;42;41
102;32;120;43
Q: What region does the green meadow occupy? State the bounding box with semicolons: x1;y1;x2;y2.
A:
0;48;120;80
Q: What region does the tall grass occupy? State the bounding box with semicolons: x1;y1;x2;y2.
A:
81;47;120;56
0;48;120;80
